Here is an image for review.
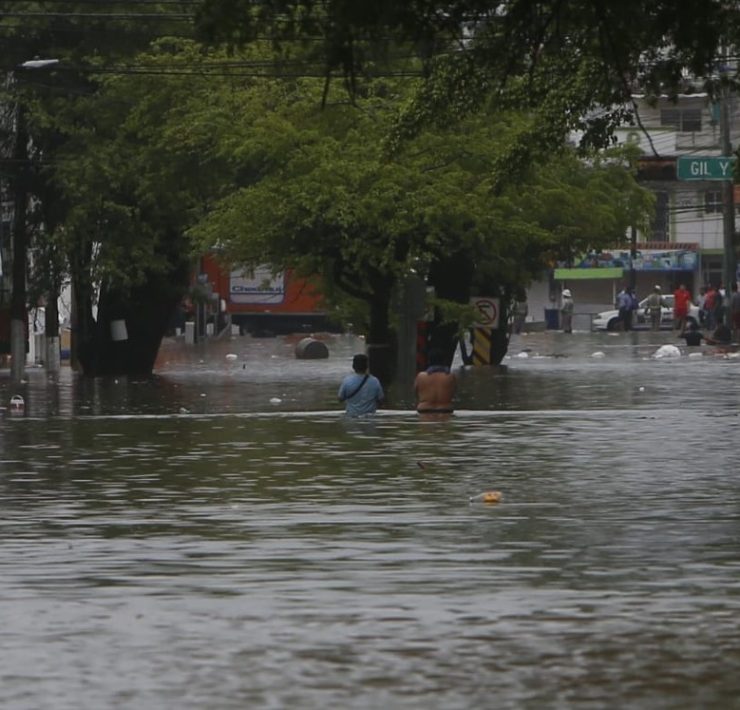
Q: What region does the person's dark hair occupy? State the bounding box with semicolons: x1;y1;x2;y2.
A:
428;348;446;367
352;353;368;372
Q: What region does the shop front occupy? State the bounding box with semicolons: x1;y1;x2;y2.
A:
555;244;700;302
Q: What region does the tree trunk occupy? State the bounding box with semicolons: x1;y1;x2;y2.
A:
44;289;61;373
427;251;475;367
74;236;190;377
428;251;515;367
366;288;395;385
76;277;186;377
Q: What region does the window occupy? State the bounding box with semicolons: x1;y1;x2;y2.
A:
650;191;670;240
661;108;702;132
704;190;723;213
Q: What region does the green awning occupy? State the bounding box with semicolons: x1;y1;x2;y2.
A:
554;267;624;280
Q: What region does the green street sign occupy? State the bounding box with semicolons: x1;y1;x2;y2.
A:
677;155;736;181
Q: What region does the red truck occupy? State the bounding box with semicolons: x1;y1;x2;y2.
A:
198;255;340;335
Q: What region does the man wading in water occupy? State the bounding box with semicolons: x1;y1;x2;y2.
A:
338;354;384;417
415;348;456;417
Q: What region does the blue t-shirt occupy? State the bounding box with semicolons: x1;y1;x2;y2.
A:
338;373;384;416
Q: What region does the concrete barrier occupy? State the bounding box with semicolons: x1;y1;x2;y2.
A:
295;337;329;359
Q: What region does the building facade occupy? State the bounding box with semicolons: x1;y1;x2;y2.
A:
531;89;739;330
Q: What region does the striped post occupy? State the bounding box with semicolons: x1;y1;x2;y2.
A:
472;327;492;365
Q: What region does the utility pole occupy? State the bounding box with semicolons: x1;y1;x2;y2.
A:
720;55;737;312
629;225;637;291
10;103;28;383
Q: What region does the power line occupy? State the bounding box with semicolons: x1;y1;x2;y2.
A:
7;0;202;4
0;11;193;20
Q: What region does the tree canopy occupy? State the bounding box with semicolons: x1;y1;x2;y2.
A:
2;0;723;376
195;0;740;150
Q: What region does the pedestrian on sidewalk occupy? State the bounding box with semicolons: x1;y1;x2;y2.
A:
560;289;574;333
645;285;666;331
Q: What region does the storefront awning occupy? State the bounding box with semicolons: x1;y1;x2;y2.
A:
554;267;624;280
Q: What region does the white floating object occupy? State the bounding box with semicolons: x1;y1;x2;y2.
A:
638;386;645;391
688;351;704;359
269;397;282;404
9;395;24;412
725;352;740;359
591;351;606;358
516;351;529;358
225;353;238;361
178;407;190;414
200;393;207;397
653;344;681;359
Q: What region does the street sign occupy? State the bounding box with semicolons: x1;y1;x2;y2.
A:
470;296;500;329
676;155;736;181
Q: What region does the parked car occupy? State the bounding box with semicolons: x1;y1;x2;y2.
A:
592;294;700;331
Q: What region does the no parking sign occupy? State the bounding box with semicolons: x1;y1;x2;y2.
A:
470;296;500;329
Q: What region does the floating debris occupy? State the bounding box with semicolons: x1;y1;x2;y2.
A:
470;491;503;504
653;344;681;359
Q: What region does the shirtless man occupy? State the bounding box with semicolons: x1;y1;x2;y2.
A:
415;348;456;415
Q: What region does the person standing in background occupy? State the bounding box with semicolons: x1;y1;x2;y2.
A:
716;284;726;326
645;285;666;331
673;283;692;332
730;282;740;338
616;286;632;331
629;288;639;328
512;291;529;334
697;285;708;327
703;284;718;330
560;289;574;333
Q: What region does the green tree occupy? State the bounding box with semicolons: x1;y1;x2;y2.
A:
191;0;717;373
195;0;738;145
1;1;196;374
48;39;247;374
187;67;652;375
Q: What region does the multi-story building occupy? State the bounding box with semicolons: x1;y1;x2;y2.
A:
528;89;739;330
624;91;739;287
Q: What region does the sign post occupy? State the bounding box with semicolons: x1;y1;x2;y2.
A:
676;156;736;181
470;296;500;329
469;296;500;366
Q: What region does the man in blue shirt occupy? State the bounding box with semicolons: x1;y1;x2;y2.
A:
338;354;384;416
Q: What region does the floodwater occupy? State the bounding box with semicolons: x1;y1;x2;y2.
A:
1;331;739;709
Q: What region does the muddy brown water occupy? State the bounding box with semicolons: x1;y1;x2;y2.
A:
1;331;739;708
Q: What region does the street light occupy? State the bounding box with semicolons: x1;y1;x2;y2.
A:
19;60;59;70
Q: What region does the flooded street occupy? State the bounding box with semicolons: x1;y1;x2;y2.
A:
1;331;739;708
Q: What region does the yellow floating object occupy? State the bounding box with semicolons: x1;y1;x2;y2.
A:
470;490;502;504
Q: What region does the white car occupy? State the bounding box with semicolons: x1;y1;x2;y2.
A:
592;294;700;331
